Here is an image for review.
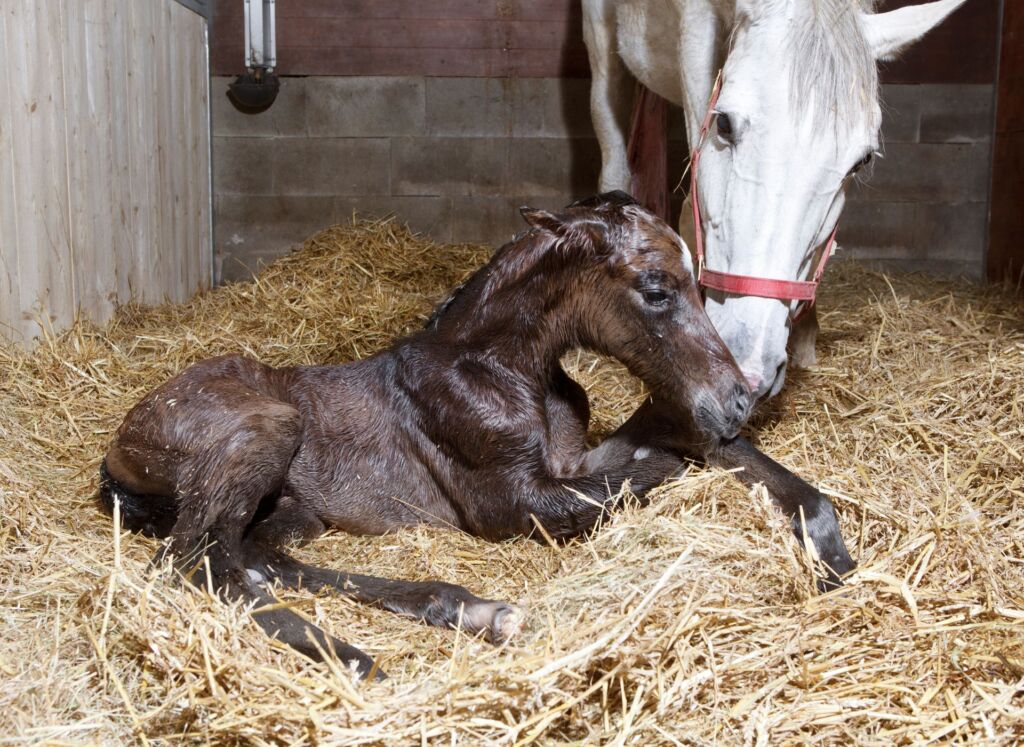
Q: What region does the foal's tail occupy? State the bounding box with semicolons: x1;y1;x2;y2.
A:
98;461;178;539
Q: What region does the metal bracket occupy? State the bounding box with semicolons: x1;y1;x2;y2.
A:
244;0;276;72
171;0;212;20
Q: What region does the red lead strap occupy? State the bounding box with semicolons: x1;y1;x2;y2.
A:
689;75;839;322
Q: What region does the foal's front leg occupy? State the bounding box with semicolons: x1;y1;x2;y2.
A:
580;398;856;589
514;450;686;541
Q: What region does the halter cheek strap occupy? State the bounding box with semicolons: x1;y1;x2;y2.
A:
689;76;839;322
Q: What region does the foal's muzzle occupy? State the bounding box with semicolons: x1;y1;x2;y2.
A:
696;381;752;445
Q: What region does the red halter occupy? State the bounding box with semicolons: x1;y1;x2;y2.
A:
689;76;838;322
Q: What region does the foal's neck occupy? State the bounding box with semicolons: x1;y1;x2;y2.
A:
429;233;588;383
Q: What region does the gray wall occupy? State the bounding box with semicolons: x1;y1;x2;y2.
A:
212;76;993;282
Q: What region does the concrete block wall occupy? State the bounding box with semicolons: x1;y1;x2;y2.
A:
213;76;993;281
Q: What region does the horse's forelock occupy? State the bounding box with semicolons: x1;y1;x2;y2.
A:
736;0;879;133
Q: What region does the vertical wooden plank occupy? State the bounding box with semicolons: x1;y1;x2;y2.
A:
198;15;213;292
125;0;158;303
154;0;174;303
63;0;132;324
0;0;211;344
987;0;1024;284
0;6;24;341
3;0;75;341
169;1;188;301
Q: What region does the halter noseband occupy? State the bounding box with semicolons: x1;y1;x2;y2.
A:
689;76;838;322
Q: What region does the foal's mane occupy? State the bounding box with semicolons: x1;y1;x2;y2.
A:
426;195;640;332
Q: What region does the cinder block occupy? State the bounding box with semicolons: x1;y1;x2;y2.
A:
507;138;602;197
879;85;921;144
837;200;918;254
854;142;989;203
306;77;425;137
335;196;453;242
216;194;339;226
913;202;987;265
450;194;606;247
214;137;276;195
392;137;508;197
211;76;308;137
426;78;513;137
215;224;313;283
855;257;980;280
449;196;522;246
511;78;595;138
274;138;391;196
839;200;986;275
918;84;994;143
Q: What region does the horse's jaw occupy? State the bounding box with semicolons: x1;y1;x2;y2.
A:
701;294;790;401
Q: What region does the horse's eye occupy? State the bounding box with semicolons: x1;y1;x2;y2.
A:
641;289;670;307
850;152;873;175
717;113;735;143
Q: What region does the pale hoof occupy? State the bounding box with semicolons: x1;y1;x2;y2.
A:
489;605;524;644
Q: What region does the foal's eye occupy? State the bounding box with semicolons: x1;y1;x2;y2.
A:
849;152;873;175
716;113;735;143
641;289;670;307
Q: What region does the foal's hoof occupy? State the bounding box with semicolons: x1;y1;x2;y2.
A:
489;605;524;644
462;600;524;644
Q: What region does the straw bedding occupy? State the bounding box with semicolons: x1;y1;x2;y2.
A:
1;218;1021;745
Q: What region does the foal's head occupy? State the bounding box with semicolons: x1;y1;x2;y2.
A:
518;192;752;446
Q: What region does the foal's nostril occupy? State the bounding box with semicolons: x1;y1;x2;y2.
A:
732;383;751;421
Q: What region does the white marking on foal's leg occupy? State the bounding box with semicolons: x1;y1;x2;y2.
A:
491;605;524;643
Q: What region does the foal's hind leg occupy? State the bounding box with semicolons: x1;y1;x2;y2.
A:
242;544;523;645
139;386;383;676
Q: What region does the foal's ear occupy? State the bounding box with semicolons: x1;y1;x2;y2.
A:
519;206;564;234
860;0;967;62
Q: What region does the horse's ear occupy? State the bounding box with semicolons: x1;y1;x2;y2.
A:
519;206;564;234
860;0;966;62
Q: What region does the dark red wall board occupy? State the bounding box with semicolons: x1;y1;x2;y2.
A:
876;0;1000;85
211;1;995;82
987;0;1024;284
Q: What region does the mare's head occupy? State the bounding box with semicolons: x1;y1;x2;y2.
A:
513;191;752;447
697;0;967;399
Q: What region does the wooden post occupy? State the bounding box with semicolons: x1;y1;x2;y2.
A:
626;82;670;223
987;0;1024;288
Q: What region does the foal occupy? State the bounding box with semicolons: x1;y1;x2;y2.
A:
100;193;853;678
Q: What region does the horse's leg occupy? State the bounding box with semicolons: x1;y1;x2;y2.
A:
111;370;385;678
708;436;854;588
241;543;523;645
512;450;686;541
583;0;634;192
183;541;381;677
788;305;819;368
582;399;854;589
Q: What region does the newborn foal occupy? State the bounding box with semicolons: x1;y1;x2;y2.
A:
100;193;852;678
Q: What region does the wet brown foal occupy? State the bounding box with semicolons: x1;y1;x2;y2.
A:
100;192;854;678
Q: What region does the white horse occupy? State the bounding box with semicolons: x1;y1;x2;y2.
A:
583;0;968;400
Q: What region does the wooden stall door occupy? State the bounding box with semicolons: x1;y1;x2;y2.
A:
0;0;212;345
988;0;1024;286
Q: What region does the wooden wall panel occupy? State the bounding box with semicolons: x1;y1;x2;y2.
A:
877;0;1000;84
0;0;212;345
987;0;1024;284
210;0;995;83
